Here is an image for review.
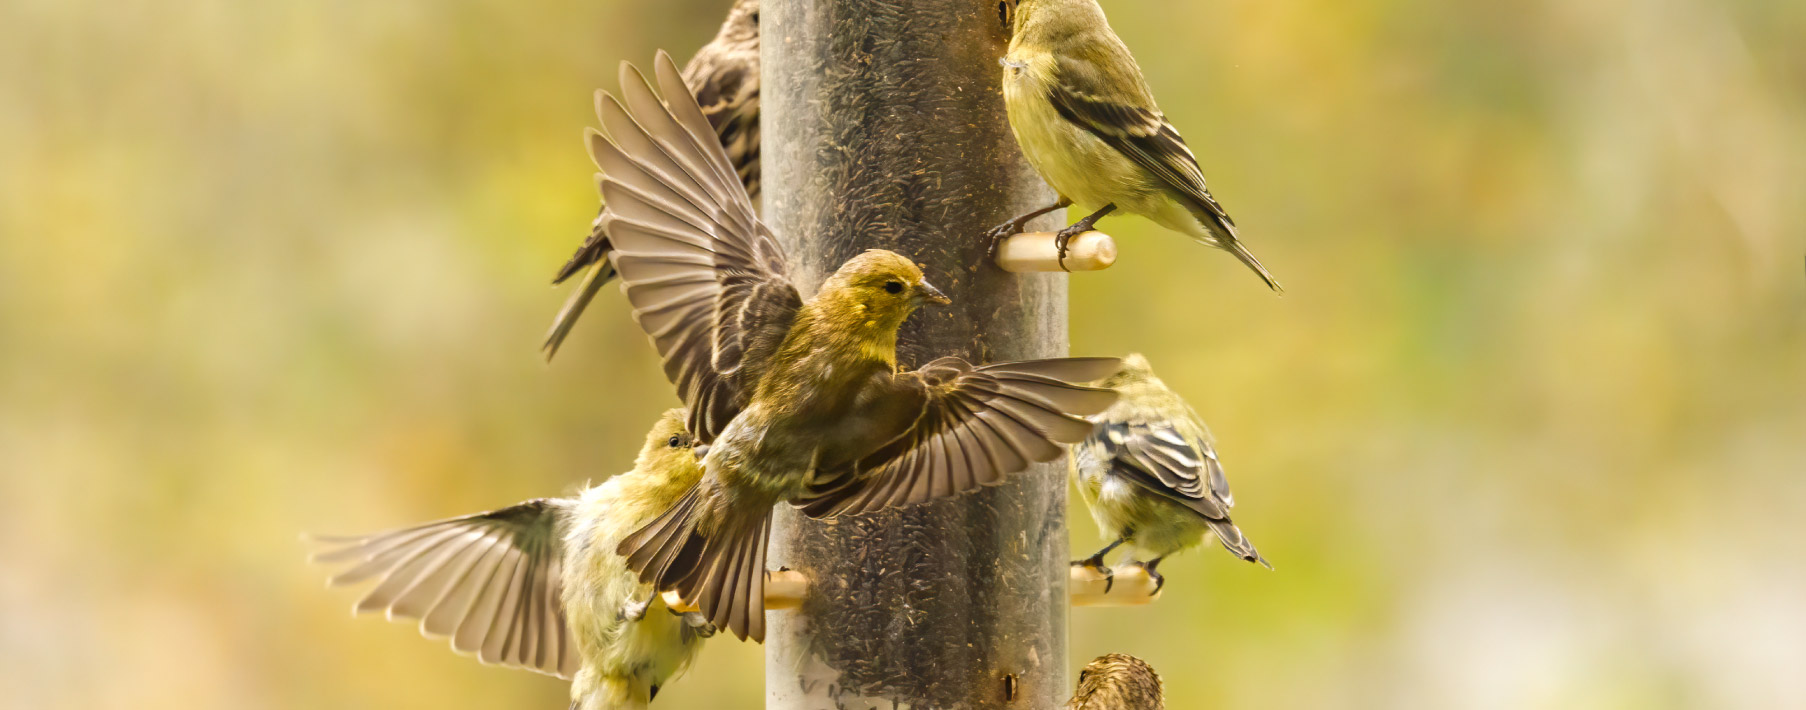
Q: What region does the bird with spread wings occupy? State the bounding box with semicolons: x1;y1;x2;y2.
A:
591;52;1123;642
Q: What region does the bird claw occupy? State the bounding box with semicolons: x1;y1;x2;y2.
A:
617;597;651;622
1050;228;1082;269
1127;560;1165;596
984;220;1026;259
1072;557;1114;594
681;612;717;638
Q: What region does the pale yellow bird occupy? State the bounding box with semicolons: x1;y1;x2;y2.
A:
994;0;1279;291
1072;354;1269;594
311;410;712;709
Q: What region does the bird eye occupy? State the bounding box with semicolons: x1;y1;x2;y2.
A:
883;281;904;294
750;10;759;24
667;435;682;448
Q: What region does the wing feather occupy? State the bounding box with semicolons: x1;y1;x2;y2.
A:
796;358;1120;518
309;499;575;679
596;54;802;442
1047;53;1231;225
1090;416;1266;565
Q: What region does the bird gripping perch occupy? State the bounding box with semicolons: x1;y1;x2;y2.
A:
993;231;1119;272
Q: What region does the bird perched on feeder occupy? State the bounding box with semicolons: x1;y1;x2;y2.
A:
1072;353;1269;593
1068;654;1166;710
991;0;1280;291
590;52;1122;643
543;0;763;360
311;410;715;710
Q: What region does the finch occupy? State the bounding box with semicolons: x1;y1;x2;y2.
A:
1068;654;1165;710
1072;353;1268;594
312;410;714;709
590;52;1123;642
993;0;1280;291
543;0;762;360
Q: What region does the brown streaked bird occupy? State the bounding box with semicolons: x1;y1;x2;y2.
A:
311;410;717;710
1072;353;1269;594
1068;654;1165;710
542;0;762;360
591;52;1121;642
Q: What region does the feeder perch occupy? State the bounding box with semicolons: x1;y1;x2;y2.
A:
660;565;1160;613
993;231;1118;273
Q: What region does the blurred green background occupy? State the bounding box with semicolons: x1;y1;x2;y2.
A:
3;0;1803;707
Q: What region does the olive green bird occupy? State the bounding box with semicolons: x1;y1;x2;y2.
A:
1068;654;1165;710
311;410;715;710
543;0;762;360
1072;354;1269;594
590;52;1122;643
992;0;1279;291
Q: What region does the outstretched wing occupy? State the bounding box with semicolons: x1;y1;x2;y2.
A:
796;357;1122;518
594;52;801;442
310;499;580;679
1046;52;1233;229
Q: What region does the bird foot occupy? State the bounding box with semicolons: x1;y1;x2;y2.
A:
617;597;651;622
985;219;1030;259
1050;203;1114;268
1127;560;1165;596
681;612;717;638
1072;557;1114;593
1049;227;1085;269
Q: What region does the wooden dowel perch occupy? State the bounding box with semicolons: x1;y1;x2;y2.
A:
993;231;1117;272
661;565;1159;612
662;569;808;613
1069;564;1163;606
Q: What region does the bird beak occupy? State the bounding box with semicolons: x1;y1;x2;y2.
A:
913;281;951;306
692;443;710;461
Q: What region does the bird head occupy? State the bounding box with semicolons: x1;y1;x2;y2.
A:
1069;654;1164;710
1008;0;1107;39
718;0;761;45
1096;352;1155;389
816;249;951;329
634;408;706;474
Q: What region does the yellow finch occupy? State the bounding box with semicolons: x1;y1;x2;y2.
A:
312;410;713;709
1072;353;1268;593
591;53;1122;642
1068;654;1165;710
543;0;762;360
993;0;1279;290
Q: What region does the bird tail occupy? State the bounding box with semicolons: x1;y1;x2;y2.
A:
1208;519;1272;570
616;483;770;642
1224;238;1282;294
1187;204;1282;293
543;171;618;362
541;255;617;361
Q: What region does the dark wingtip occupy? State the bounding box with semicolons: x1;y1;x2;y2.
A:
1225;239;1283;294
